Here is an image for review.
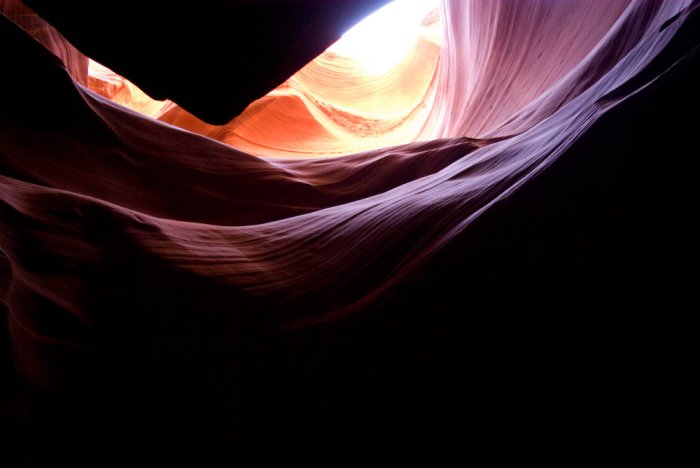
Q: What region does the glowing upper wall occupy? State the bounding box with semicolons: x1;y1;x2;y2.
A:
328;0;440;76
86;0;631;159
87;0;443;158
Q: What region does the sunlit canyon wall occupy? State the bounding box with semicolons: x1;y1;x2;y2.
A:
1;1;698;458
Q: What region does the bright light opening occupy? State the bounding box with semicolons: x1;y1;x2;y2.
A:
328;0;440;76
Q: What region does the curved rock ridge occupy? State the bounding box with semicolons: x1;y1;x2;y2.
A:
0;0;87;83
1;0;695;341
0;0;698;458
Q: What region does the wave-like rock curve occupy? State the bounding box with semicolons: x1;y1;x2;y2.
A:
1;0;698;462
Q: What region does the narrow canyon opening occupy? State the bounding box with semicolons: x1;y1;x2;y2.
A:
88;0;443;158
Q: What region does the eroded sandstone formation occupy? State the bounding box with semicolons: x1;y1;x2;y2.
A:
1;0;698;463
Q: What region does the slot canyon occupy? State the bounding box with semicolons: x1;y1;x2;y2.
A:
1;0;697;464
